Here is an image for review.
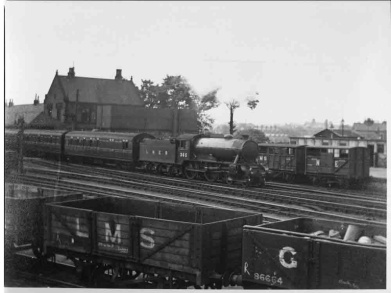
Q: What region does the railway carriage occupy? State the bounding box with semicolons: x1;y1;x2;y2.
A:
64;131;154;167
5;128;20;151
23;129;68;159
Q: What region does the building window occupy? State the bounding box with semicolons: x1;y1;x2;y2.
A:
322;140;329;146
378;144;384;154
47;104;53;117
339;141;347;146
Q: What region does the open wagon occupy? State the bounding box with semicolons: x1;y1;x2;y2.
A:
43;196;263;288
5;185;83;258
242;217;386;289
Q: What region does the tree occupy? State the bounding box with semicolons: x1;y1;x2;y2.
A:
225;99;240;135
194;88;220;131
235;128;269;143
139;75;219;132
225;92;260;135
246;92;260;110
364;118;375;127
139;79;160;108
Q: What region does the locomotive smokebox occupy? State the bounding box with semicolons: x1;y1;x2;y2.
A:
194;138;259;162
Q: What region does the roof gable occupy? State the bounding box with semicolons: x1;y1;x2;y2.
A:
55;75;144;106
5;104;44;126
314;128;362;139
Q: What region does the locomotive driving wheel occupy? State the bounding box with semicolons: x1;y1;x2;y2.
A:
184;162;197;179
204;170;219;182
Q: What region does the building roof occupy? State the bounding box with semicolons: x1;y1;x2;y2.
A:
352;122;387;132
313;128;363;139
29;112;68;129
52;70;144;106
5;104;44;126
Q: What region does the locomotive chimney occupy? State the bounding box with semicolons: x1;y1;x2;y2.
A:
115;69;122;80
68;67;75;78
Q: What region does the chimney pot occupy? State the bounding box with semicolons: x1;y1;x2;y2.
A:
68;67;75;78
115;69;122;80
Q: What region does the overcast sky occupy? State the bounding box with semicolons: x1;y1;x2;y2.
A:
5;1;391;126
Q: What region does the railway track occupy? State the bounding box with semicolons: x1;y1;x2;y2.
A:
25;159;387;217
8;158;386;224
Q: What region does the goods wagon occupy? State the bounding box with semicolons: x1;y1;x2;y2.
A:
242;217;386;289
5;187;83;258
64;131;154;166
306;146;370;186
23;129;68;159
43;196;263;288
258;144;306;182
258;144;370;187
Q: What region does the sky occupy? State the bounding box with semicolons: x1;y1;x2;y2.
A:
4;1;391;127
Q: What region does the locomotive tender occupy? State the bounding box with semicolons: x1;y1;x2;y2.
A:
5;129;266;186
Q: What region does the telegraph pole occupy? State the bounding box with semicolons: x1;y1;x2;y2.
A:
18;119;25;174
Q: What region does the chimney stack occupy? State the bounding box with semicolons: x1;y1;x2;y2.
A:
68;67;75;78
115;69;123;80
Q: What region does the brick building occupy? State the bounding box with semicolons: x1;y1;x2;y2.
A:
43;68;143;130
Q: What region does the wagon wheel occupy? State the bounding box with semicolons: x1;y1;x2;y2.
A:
225;175;234;185
241;180;250;188
204;170;219;182
184;163;197;179
311;177;319;186
145;163;153;173
285;174;295;183
167;166;174;177
205;280;223;289
339;179;350;189
259;177;266;188
156;164;163;175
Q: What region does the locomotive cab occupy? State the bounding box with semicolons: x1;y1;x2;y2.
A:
176;139;190;164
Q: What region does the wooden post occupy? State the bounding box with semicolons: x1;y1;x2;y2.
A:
18;120;25;173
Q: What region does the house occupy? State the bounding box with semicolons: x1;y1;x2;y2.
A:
5;101;44;128
44;68;144;130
